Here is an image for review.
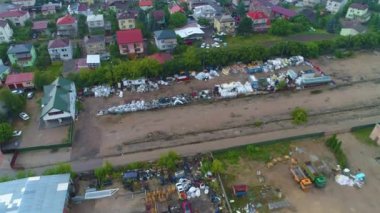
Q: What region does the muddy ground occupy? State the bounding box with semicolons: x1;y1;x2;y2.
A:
71;52;380;161
223;134;380;213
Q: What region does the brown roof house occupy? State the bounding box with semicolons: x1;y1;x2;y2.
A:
48;38;73;61
340;20;366;36
84;35;106;55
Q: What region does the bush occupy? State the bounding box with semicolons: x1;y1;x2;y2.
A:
158;151;180;171
325;135;348;168
291;107;308;125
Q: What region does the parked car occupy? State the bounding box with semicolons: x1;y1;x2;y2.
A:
27;91;34;99
11;89;23;95
19;112;30;121
12;130;22;137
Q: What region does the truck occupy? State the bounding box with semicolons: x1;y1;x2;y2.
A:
301;161;327;188
290;165;313;191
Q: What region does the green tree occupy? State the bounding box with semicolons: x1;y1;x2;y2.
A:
236;1;246;16
0;123;12;143
291;107;308;125
73;44;82;59
158;151;180;171
104;9;118;33
237;17;252;35
15;170;35;179
94;161;113;184
0;43;8;62
35;43;51;68
169;12;187;28
182;47;201;70
211;159;224;174
33;67;61;90
270;19;292;36
326;17;340;34
0;89;26;118
197;18;210;26
47;21;57;34
77;14;88;38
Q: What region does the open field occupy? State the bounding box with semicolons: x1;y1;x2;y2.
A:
217;135;380;213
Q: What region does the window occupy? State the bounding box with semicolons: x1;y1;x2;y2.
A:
48;111;64;116
63;54;68;57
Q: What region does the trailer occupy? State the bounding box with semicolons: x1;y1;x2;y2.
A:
301;161;327;188
290;166;313;191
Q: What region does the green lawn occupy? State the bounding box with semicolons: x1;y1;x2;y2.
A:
226;34;283;48
351;127;377;146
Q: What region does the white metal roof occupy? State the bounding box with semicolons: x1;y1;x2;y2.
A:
84;188;119;200
86;54;100;64
86;14;104;22
175;26;204;38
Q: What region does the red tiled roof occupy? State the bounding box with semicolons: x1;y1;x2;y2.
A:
247;11;269;20
32;20;48;30
5;72;34;85
48;38;70;49
116;29;143;44
148;53;173;64
139;0;153;7
169;5;184;14
0;10;28;18
57;14;76;25
271;6;296;18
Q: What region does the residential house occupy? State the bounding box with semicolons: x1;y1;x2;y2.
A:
32;20;49;35
86;54;100;68
299;8;317;25
79;0;94;5
193;5;216;21
340;20;366;36
345;3;370;23
76;3;90;16
87;14;104;33
153;30;177;51
116;29;144;55
139;0;153;11
48;38;73;61
75;58;88;71
0;174;72;213
0;10;30;26
0;64;10;81
11;0;35;7
57;14;78;37
7;44;36;67
0;3;21;13
175;22;204;40
189;0;208;10
152;10;165;26
249;0;273;17
169;4;184;14
326;0;348;14
247;11;271;32
303;0;321;7
117;11;137;30
5;72;34;89
84;35;106;54
108;1;130;13
232;0;250;11
0;20;13;43
271;6;296;19
41;3;56;16
148;53;173;64
214;14;235;35
41;77;76;123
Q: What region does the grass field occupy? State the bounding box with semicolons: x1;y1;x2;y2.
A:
351;127;377;146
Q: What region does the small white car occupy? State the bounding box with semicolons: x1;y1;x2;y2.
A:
19;112;30;121
12;130;22;137
27;91;34;99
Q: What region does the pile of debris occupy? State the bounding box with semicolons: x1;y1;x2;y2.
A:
215;81;253;98
122;79;159;93
92;85;112;97
104;95;191;115
194;70;220;81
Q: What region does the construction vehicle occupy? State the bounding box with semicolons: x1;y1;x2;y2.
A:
301;161;327;188
290;165;313;191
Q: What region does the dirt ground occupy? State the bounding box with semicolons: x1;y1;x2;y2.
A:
13;93;68;148
71;52;380;161
223;135;380;213
15;148;72;168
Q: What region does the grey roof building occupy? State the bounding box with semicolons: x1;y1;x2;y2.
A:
0;174;71;213
7;44;32;54
153;30;177;51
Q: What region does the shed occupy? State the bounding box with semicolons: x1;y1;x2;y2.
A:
232;184;248;197
5;72;34;89
86;54;100;68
